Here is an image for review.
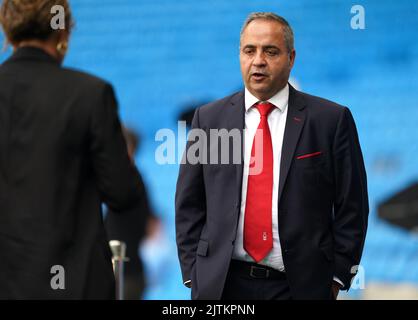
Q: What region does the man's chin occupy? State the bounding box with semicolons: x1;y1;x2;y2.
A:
248;87;274;100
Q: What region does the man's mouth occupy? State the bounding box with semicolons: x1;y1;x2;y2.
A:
251;72;268;81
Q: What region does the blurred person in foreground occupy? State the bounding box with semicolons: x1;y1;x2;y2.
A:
176;12;369;300
0;0;144;299
105;127;160;300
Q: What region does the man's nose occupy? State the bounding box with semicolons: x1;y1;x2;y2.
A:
252;51;267;67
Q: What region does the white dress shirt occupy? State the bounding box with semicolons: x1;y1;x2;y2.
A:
232;84;289;271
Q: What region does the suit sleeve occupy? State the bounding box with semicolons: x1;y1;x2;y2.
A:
175;108;207;285
88;83;142;212
332;107;369;290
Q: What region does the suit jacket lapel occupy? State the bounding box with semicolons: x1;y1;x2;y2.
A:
223;87;306;221
225;91;245;211
278;85;306;203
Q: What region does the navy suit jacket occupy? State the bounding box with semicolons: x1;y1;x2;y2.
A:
175;84;369;299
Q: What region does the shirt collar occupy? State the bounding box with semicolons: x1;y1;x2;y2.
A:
244;83;289;113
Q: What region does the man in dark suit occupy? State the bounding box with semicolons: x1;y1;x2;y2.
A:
175;12;368;300
0;0;143;299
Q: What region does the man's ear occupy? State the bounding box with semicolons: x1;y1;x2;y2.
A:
289;49;296;69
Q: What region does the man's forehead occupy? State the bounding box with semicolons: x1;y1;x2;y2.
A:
241;20;285;44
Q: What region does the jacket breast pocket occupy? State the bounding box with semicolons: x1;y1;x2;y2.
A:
294;151;327;168
196;239;209;257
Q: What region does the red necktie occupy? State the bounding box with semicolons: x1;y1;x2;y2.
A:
244;102;274;263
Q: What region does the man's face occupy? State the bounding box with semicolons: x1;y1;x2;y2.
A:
240;19;295;101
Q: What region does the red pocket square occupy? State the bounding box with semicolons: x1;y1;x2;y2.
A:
296;151;322;160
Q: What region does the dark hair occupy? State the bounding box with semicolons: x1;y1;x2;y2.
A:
0;0;73;44
240;12;294;53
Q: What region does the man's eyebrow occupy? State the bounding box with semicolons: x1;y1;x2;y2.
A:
242;44;256;49
241;44;281;51
263;45;280;50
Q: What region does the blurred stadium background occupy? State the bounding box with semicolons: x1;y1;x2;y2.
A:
1;0;418;299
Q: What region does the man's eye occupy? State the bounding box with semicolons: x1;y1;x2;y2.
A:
266;50;278;56
244;49;254;55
